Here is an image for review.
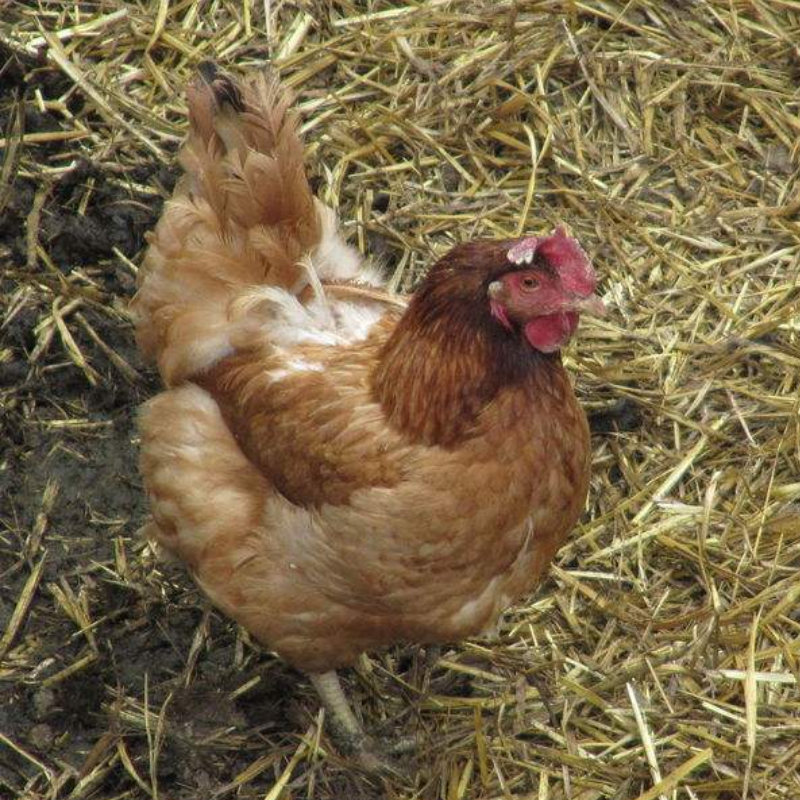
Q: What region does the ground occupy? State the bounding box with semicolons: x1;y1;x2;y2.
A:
2;3;800;800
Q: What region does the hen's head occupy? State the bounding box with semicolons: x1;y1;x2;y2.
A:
488;228;605;352
425;228;604;354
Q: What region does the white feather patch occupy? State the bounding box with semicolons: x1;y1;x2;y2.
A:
312;201;366;283
230;281;387;350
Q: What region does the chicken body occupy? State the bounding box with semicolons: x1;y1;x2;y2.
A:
141;332;587;672
133;65;598;759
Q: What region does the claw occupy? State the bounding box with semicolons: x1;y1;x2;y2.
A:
355;742;408;778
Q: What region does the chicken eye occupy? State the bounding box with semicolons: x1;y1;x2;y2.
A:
520;276;538;291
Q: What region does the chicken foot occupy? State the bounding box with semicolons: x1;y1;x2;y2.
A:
308;670;405;774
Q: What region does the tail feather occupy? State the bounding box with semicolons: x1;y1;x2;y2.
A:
133;64;330;385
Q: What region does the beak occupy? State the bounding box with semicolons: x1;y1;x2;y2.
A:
571;295;607;317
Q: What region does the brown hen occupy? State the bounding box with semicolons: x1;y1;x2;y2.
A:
132;63;604;768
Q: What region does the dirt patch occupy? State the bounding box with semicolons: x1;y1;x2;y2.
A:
0;50;310;800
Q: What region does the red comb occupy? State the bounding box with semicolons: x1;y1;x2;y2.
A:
508;227;596;296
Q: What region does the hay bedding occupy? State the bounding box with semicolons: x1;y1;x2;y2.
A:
1;1;799;798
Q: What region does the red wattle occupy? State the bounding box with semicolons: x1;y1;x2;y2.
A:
524;312;579;352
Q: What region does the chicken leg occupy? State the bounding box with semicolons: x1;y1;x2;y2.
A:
308;671;394;773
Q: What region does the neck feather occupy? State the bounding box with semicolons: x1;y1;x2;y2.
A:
371;286;558;446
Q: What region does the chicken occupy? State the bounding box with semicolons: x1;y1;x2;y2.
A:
132;63;604;767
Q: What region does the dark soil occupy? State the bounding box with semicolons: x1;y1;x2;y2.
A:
0;54;318;800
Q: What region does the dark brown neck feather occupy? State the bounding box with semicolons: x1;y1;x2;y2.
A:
372;255;560;446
